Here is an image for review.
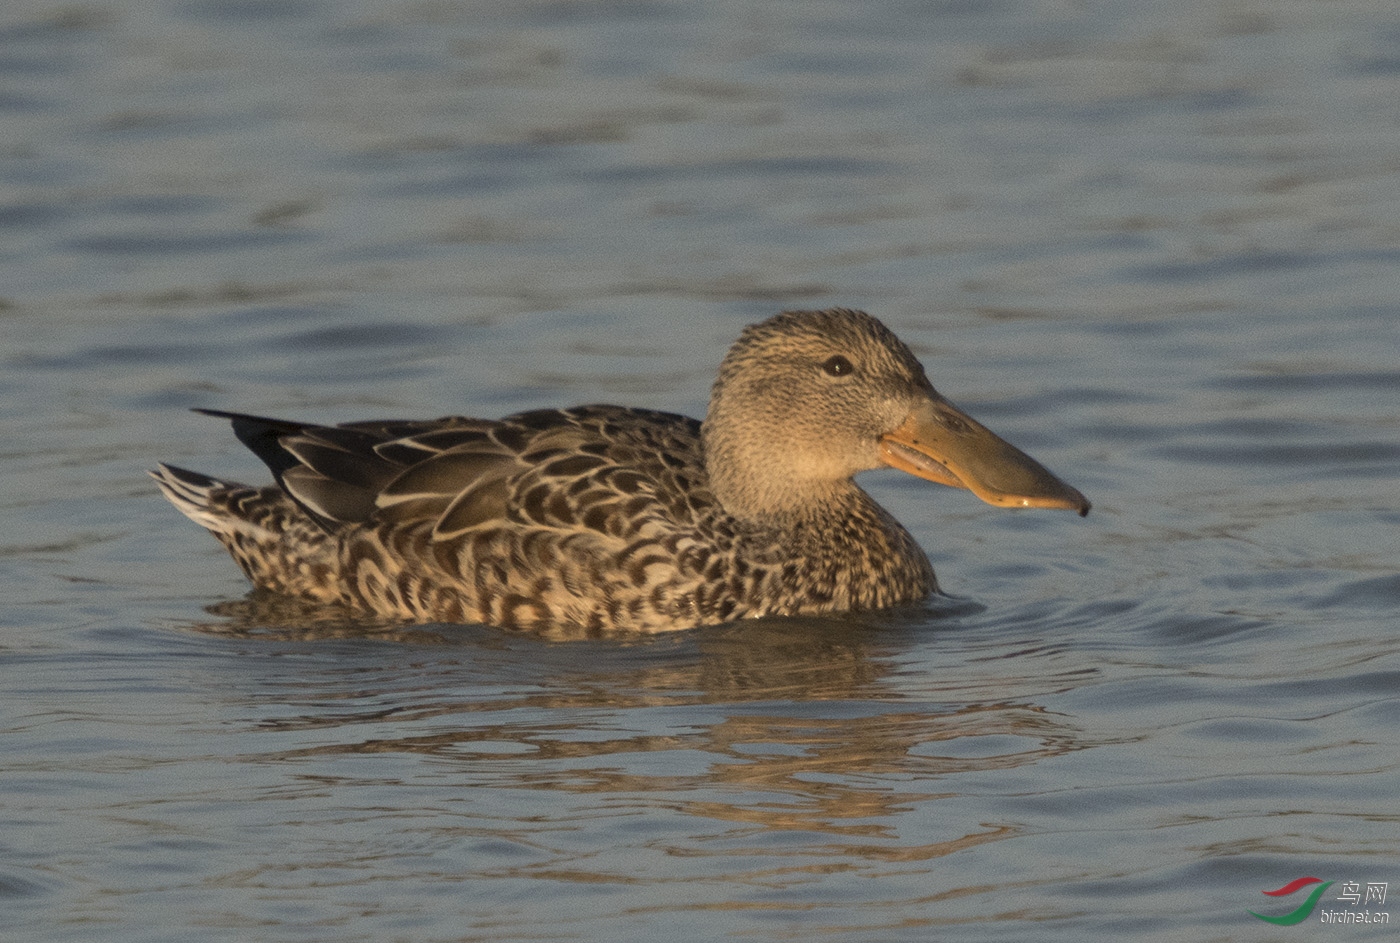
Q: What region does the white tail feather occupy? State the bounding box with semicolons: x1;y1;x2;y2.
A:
149;463;238;532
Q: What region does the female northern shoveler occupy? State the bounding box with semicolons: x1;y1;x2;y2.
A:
152;308;1089;634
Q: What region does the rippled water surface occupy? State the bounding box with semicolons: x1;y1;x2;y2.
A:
3;1;1398;940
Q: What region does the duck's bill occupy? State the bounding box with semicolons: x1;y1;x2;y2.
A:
878;397;1091;516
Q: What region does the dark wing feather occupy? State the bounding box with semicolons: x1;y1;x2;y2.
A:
433;474;515;539
201;405;712;543
378;448;519;530
194;408;312;481
195;409;484;531
281;436;392;489
275;465;372;524
196;409;398;528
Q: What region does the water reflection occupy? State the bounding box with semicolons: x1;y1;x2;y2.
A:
179;597;1100;871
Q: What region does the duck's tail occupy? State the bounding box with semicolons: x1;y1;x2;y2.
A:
149;463;237;532
150;463;343;602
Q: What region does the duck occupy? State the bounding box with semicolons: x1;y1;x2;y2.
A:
151;308;1089;634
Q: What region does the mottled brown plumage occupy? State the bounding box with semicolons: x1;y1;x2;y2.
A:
152;308;1089;634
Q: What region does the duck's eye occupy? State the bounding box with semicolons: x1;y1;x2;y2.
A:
822;354;855;377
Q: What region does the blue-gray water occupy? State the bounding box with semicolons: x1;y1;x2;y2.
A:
3;1;1398;940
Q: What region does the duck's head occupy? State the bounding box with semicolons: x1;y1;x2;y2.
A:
702;308;1090;521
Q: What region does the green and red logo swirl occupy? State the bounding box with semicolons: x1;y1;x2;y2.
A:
1249;877;1334;925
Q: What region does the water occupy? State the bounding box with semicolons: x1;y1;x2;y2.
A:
3;0;1398;940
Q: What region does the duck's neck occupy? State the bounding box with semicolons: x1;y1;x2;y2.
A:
700;420;862;524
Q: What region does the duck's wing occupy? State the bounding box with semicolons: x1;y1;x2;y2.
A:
197;405;709;539
195;408;506;533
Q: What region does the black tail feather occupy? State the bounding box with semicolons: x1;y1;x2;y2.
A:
193;408;311;481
